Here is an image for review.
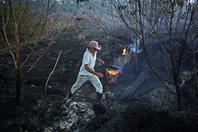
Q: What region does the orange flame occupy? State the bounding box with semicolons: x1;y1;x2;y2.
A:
106;69;120;76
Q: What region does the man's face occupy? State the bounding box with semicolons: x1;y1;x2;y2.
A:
90;47;97;53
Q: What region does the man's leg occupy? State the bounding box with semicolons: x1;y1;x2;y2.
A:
89;75;107;114
69;75;88;96
89;75;103;103
89;75;103;93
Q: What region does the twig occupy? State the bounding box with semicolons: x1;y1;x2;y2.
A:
20;0;52;69
23;3;79;71
40;49;62;120
0;5;16;68
43;50;62;96
26;43;52;73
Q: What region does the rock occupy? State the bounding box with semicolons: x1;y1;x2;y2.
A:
59;113;79;130
44;127;53;132
30;84;37;87
48;86;52;89
86;108;95;117
61;108;69;115
51;99;96;131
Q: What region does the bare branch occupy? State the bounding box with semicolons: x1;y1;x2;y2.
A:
26;43;52;73
44;50;62;96
21;0;79;70
21;0;54;69
0;4;17;68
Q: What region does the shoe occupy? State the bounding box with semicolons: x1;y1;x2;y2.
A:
101;94;107;105
66;91;73;98
96;93;107;105
96;93;102;103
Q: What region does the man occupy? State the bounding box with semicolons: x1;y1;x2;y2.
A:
67;40;105;104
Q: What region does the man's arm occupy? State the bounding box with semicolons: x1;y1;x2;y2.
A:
84;64;104;78
96;58;105;65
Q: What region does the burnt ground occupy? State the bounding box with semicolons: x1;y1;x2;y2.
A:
81;103;198;132
0;27;198;132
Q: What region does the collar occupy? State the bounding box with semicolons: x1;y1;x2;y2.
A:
87;48;96;56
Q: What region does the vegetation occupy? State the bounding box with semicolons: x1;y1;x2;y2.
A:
0;0;198;131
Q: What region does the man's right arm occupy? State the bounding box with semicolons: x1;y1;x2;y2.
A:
84;64;104;78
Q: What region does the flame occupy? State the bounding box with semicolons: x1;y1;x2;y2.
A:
106;69;120;76
122;46;128;55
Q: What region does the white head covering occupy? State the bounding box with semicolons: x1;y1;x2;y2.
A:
88;40;101;50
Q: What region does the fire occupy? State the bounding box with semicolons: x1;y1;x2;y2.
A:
122;46;128;56
106;68;120;83
106;69;120;76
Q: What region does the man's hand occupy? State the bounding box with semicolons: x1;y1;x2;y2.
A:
95;72;104;78
84;64;104;78
97;58;105;65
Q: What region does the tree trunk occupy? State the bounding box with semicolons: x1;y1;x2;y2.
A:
175;84;182;110
15;29;21;104
15;67;21;104
192;47;198;102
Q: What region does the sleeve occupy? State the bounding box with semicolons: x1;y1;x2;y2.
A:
82;52;90;65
